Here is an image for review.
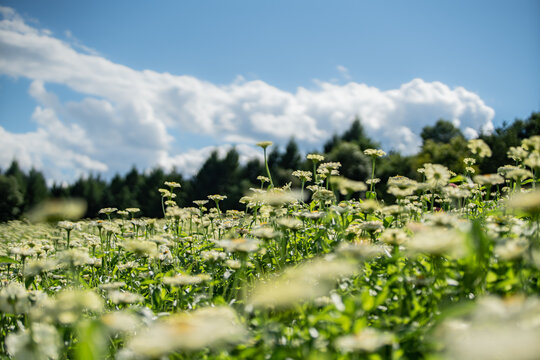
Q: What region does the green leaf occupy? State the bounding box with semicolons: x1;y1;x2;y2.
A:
0;256;18;265
75;320;107;360
141;279;157;285
383;216;394;227
366;191;377;200
361;290;375;311
449;175;466;183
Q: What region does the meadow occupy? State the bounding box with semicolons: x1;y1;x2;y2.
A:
1;137;539;360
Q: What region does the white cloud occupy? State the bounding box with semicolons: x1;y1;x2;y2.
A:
463;127;479;139
336;65;351;80
0;7;495;182
64;29;100;56
0;126;108;179
158;144;263;177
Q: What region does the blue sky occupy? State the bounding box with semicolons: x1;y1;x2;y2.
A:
0;0;539;182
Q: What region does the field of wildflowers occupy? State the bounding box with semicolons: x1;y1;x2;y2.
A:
1;137;540;359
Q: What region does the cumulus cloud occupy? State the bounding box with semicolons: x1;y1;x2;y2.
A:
0;126;108;180
158;144;263;177
0;6;495;182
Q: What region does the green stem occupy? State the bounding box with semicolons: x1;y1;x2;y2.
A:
370;158;376;192
161;196;166;217
264;148;274;188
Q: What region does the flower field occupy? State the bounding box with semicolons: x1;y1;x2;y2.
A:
1;137;540;360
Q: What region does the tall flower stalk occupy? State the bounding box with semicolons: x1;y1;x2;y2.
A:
364;149;386;199
257;141;274;188
307;153;325;185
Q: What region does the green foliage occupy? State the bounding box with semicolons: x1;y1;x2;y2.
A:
376;151;416;202
4;160;26;199
25;168;48;209
324;117;380;153
480;112;540;173
191;149;247;209
326;142;371;180
69;175;108;217
0;175;24;221
413;120;469;174
414;136;469;174
279;138;302;170
420;119;463;144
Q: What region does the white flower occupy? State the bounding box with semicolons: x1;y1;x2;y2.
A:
406;227;466;258
438;296;540;360
468;139;492;158
126;306;248;357
335;328;394;353
101;310;142;334
423;163;451;189
248;258;356;309
162;273;211;287
0;282;30;314
108;290;144;305
6;323;61;360
306;153;325;162
364;149;386;158
256;141;273;149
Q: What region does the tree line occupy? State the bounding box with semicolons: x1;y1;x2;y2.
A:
1;112;538;222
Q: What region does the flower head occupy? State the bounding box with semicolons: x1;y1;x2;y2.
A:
292;170;312;182
364;149;386;158
208;194;227;202
306;153;325;162
162;273;211;287
335;328;394;353
125;306;248;357
256;141;273;149
6;323;60;360
248;258;356;310
164;181;181;188
98;207;118;215
423;163;451;189
468;139;492;158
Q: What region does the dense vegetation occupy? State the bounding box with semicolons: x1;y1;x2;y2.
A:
0;115;539;359
0;112;538;222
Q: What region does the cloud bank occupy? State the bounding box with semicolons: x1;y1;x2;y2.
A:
0;6;495;182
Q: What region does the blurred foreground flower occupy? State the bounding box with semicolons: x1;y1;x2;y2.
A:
247;257;357;310
0;282;30;314
6;323;60;360
108;290;144;305
215;238;260;253
436;296;540;360
34;289;104;325
335;328;394;353
468;139;492;158
406;226;467;258
507;189;540;215
337;242;388;259
124;306;248;357
120;240;159;258
331;176;367;195
248;188;304;206
101;310;142;335
25;198;86;223
162;273;211;287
